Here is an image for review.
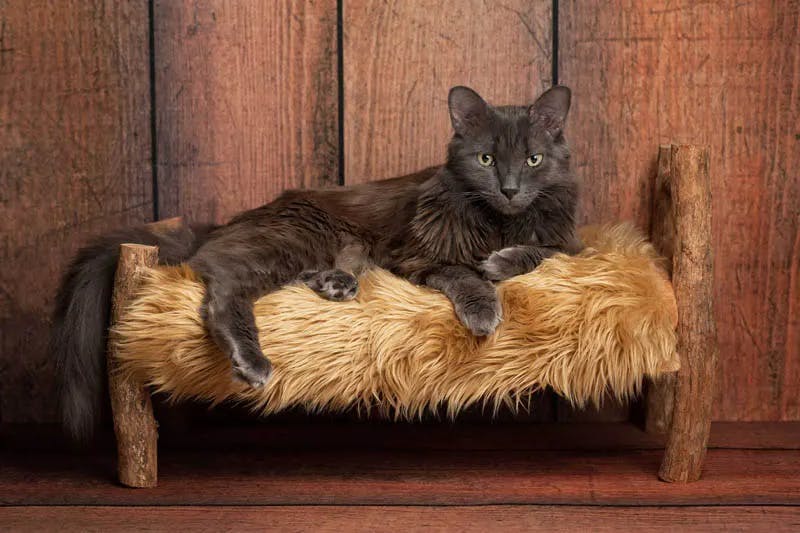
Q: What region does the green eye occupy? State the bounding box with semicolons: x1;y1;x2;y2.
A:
526;154;544;167
477;153;495;167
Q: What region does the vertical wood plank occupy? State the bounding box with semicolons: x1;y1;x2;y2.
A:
343;0;554;420
153;0;339;224
0;1;152;423
343;0;553;183
560;0;800;421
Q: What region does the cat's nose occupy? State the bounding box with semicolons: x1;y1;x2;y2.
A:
501;186;519;200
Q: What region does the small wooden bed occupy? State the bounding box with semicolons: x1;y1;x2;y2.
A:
104;144;717;487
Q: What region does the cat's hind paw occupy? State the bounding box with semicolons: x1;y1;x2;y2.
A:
299;269;359;301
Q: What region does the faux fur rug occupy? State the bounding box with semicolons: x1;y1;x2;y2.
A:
112;223;679;418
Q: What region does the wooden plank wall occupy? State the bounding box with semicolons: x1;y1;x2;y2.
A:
343;0;552;183
0;1;153;422
153;0;339;223
0;1;797;423
560;0;800;421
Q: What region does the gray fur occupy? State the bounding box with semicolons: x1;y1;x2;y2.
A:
51;224;215;441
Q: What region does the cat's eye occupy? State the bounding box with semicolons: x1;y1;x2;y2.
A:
526;154;544;167
477;153;495;167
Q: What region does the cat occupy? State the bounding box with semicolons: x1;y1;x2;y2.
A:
53;85;579;440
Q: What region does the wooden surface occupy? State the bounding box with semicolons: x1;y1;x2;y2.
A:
3;422;798;529
559;0;800;421
3;506;799;533
153;0;339;223
658;145;718;482
2;448;799;507
107;245;159;487
0;1;153;423
342;0;553;183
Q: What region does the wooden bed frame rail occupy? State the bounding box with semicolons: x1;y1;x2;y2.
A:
106;144;717;487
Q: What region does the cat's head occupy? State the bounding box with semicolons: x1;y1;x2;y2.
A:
445;85;573;215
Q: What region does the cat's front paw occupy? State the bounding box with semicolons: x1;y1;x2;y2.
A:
231;350;273;388
480;247;529;281
454;294;502;337
480;246;556;281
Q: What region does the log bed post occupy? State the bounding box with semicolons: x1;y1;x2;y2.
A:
645;146;678;434
107;243;160;487
107;217;182;487
647;144;719;482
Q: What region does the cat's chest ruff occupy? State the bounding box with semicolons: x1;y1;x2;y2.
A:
406;178;550;264
413;211;538;265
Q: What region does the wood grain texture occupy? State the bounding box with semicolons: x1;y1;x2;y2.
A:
3;448;799;506
3;505;799;533
343;0;553;183
658;145;718;482
0;1;152;423
646;146;677;434
559;0;800;421
108;244;159;488
154;0;339;224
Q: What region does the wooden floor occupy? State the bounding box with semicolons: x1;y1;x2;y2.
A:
2;422;799;532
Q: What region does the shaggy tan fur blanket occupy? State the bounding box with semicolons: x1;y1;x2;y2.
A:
112;223;679;418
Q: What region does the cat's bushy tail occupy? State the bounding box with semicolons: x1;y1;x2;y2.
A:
52;223;215;442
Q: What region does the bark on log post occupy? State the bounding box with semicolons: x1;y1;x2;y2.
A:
658;144;718;483
107;243;159;488
646;146;677;434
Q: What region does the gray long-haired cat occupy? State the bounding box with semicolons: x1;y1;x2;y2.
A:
53;85;579;440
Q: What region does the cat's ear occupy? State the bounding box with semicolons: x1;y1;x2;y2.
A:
529;85;571;137
448;86;489;136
